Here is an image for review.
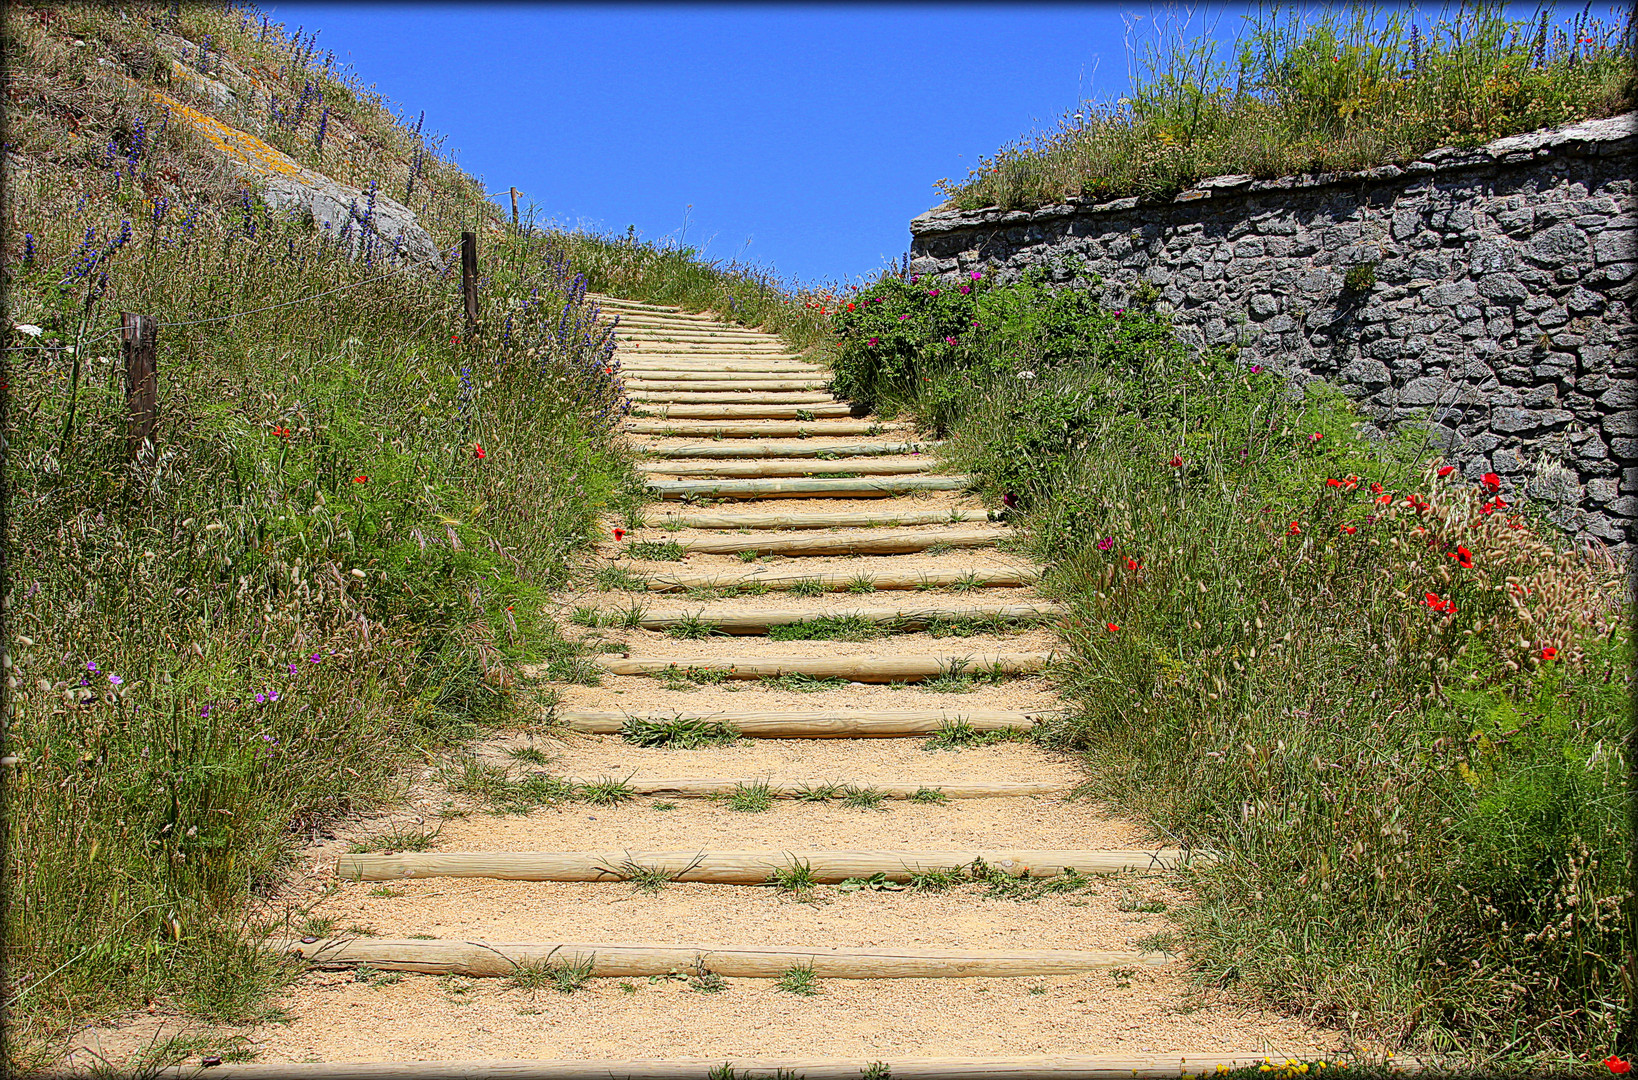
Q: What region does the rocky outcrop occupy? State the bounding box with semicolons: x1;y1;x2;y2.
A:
909;114;1638;547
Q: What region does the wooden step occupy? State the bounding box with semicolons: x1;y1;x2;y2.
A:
654;526;1005;555
642;458;938;478
646;508;989;528
634;403;856;420
628;602;1064;634
621;370;826;383
643;442;936;459
627;421;885;438
625;379;827;392
338;848;1199;884
648;476;967;500
558;708;1047;737
152;1054;1404;1080
630;391;837;405
591;651;1054;682
642;565;1039;592
287;937;1174;979
551;777;1065;798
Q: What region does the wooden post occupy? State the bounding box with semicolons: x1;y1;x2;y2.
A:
510;187;520;233
460;230;478;338
121;312;158;461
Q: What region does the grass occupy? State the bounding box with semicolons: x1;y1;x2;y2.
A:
665;613;721;639
909;787;949;804
439;757;579;814
921;718;1029;750
723;780;774;813
345;821;442;854
620;715;741;748
647;665;733;693
846;574;878;594
766;615;884;642
595;566;650;592
766;861;819;894
840;785;886;810
615;862;675;896
773;964;821;996
759;673;848;693
793;782;843;802
934;4;1637;212
507;955;596;996
506;745;552;765
789;578;826;597
627;540;686;561
576;775;636;806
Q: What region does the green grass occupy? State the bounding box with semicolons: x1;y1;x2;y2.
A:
506;745;552;766
345;822;443;854
789;578;826;597
766;615;884;642
934;4;1636;212
909;787;949;804
759;673;849;693
576;775;636;806
792;782;843;802
596;566;650;592
665;613;721;639
846;574;878;594
627;540;686;561
774;964;821;996
736;550;762;563
921;718;1029;750
620;715;741;748
840;785;886;810
507;955;596;996
767;861;819;894
723;780;774;813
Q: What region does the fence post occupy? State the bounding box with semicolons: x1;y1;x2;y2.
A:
121;312;158;462
510;187;520;234
461;230;479;338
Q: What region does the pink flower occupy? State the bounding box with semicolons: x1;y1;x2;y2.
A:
898;314;910;321
868;337;879;346
945;336;957;345
927;289;940;297
969;270;983;280
959;285;971;294
1096;537;1114;552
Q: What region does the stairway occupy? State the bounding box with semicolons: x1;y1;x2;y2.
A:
247;296;1348;1076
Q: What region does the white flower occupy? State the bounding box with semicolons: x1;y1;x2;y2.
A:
14;324;43;337
1016;370;1037;380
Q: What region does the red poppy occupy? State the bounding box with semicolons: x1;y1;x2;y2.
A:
846;302;855;311
1168;455;1183;468
272;425;291;438
1377;493;1393;504
1482;472;1501;493
353;475;368;484
1424;592;1456;615
1370;482;1384;495
451;335;461;346
1605;1056;1631;1076
1493;494;1508;508
1541;646;1559;662
1339;524;1357;535
1508;516;1525;530
473;443;485;460
613;528;625;541
1437;465;1456;478
1449;545;1474;569
1125;557;1139;571
1105;622;1120;633
1309;432;1323;442
1325;478;1343;488
1288;521;1302;535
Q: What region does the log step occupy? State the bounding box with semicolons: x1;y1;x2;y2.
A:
644;442;938;459
590;651;1055;682
641;565;1040;592
648;476;969;500
626;421;882;438
285;937;1174;980
558;708;1048;737
149;1055;1411;1080
630;391;837;405
618;369;826;383
620;360;813;370
625;379;827;392
654;526;1006;555
550;777;1064;798
338;848;1201;884
634;403;856;421
626;602;1064;634
642;458;939;478
646;508;990;528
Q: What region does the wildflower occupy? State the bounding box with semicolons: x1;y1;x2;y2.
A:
1377;493;1393;504
288;663;298;674
272;426;291;438
970;271;983;280
1168;455;1183;468
945;336;957;345
1096;537;1114;552
928;289;940;297
1016;370;1036;380
1437;465;1456;478
868;337;879;346
910;275;919;283
1541;646;1559;662
1481;472;1501;492
959;285;971;294
309;654;321;663
473;443;485;460
1125;557;1139;571
1309;432;1323;442
15;323;42;337
1370;482;1384;495
1449;545;1474;569
1603;1057;1630;1076
353;475;368;483
898;314;909;321
613;528;626;541
86;661;99;673
1106;623;1120;633
256;693;266;704
1343;476;1358;490
846;303;855;311
451;334;461;346
1001;492;1018;509
1325;478;1343;488
1288;521;1302;535
1339;524;1357;535
1249;364;1262;374
1424;592;1456;615
108;674;123;686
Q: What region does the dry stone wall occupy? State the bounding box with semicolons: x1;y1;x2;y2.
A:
909;114;1638;547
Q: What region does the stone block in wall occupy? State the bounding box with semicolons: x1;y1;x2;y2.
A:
1593;228;1635;264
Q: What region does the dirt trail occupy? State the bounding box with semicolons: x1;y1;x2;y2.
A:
69;296;1351;1075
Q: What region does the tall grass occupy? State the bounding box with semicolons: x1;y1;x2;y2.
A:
939;2;1637;211
1;3;640;1065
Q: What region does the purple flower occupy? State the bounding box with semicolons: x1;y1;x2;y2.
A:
868;337;879;346
1250;364;1263;374
970;271;983;280
108;674;122;686
945;336;957;345
86;661;99;673
910;275;919;283
1096;537;1115;551
959;285;971;294
309;654;321;663
269;690;279;702
927;289;940;297
256;693;266;704
288;662;298;674
898;314;909;321
1001;492;1018;509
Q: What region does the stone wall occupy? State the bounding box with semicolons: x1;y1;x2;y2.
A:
909;114;1637;547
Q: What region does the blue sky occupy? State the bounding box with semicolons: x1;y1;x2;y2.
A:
262;2;1623;289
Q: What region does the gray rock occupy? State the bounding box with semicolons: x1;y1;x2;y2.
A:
1475;273;1529;303
1492;407;1573;432
1527;223;1591;267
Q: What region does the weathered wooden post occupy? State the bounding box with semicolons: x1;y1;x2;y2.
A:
510;187;520;233
461;230;479;338
120;312;158;461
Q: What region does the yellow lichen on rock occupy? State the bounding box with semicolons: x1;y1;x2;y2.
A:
144;84;309;182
